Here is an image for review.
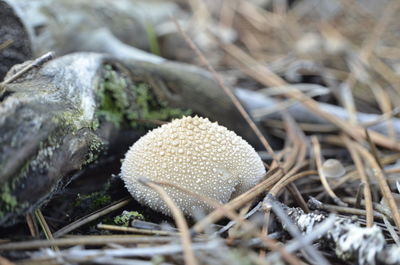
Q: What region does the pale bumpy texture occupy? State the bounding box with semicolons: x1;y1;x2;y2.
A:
121;116;266;216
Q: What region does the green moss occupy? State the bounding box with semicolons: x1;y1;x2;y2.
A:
91;194;111;208
52;108;89;132
75;192;112;212
96;65;130;127
73;180;113;213
0;184;18;219
113;210;144;227
96;64;191;129
145;22;161;56
126;82;191;127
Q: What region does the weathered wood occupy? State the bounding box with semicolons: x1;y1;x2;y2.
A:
0;0;182;79
0;51;266;226
0;54;115;226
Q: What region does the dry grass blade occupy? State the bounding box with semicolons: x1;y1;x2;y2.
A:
257;235;303;265
3;2;400;264
311;136;346;206
342;135;374;227
53;198;131;238
152;180;243;224
382;217;400;245
153;179;252;228
280;113;309;211
223;44;286;87
0;235;175;251
359;0;400;62
0;256;15;265
192;117;304;232
151;180;303;265
223;43;400;151
320;23;400;95
25;213;38;237
140;178;198;265
1;52;54;85
227;203;253;239
341;197;397;220
0;52;54;97
23;241;221;264
353;143;400;230
339;75;357;124
286;184;309;212
370;83;396;139
97;224;178;236
172;18;283;172
192;166;283;233
0;39;13;51
34;209;59;252
315;204;386;220
148;178;304;265
269;170;317;196
368;54;400;93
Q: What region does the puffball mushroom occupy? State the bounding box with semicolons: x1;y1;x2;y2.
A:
121;116;266;216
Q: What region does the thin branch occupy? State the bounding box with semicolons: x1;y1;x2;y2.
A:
311;136;346;206
152;180;303;265
269;170;317;196
192;167;283;233
342;135;374;227
34;209;59;252
25;213;38;237
353;141;400;230
97;223;179;236
0;39;13;51
0;52;54;97
223;43;400;151
0;235;176;251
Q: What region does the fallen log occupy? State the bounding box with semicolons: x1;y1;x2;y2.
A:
0;0;184;79
0;52;264;226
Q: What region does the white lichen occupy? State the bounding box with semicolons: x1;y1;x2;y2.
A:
333;224;385;265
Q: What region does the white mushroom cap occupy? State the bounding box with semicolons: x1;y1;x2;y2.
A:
121;116;266;216
321;159;346;178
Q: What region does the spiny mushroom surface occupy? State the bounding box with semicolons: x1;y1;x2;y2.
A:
121;116;266;216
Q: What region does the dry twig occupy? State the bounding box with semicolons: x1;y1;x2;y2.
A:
342;135;374;227
311;136;346;206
